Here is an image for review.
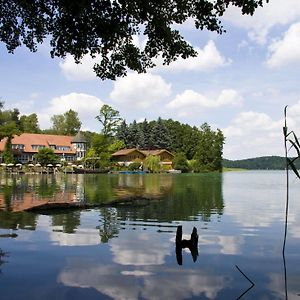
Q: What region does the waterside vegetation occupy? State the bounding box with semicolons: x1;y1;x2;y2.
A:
1;103;225;173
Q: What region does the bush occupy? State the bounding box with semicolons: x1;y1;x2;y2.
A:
128;162;141;171
173;153;190;173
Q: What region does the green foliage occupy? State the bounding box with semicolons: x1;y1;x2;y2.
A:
115;117;224;172
19;113;40;133
128;162;141;171
115;120;130;146
144;155;161;173
51;109;81;135
0;102;20;140
84;134;121;170
222;156;298;170
107;139;125;154
0;1;266;79
96;105;122;137
81;131;98;148
173;153;190;173
2;136;15;163
0;102;21;162
193;123;224;172
127;120;146;148
34;148;58;166
150;117;171;149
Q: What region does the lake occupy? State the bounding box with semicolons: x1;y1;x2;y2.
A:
0;171;299;300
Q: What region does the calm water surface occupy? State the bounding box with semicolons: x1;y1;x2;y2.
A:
0;171;299;300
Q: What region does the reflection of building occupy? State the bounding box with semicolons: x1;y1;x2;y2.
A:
0;132;87;163
0;189;77;212
111;148;174;167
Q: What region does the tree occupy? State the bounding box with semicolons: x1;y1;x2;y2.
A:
50;109;81;135
85;133;111;169
0;102;19;140
96;105;122;137
0;1;268;80
107;139;126;154
140;119;151;149
0;102;20;162
34;148;58;166
116;120;130;146
143;155;161;173
150;117;171;150
127;120;140;148
193;123;224;172
19;113;40;133
173;152;190;173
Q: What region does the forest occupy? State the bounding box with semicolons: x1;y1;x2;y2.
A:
223;156;300;170
0;102;224;172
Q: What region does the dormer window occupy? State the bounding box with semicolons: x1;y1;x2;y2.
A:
57;146;70;151
32;145;45;150
12;144;25;150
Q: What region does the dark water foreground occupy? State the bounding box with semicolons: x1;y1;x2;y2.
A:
0;171;299;299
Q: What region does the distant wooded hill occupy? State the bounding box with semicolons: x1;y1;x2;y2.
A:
223;156;300;170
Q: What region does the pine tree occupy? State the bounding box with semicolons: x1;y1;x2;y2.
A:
150;117;171;149
140;119;150;149
116;120;130;146
127;120;139;148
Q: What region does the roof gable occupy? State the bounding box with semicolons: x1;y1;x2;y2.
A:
111;148;145;157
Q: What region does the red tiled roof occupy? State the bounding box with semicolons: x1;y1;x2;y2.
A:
0;133;76;154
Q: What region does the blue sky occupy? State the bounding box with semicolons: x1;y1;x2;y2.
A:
1;0;300;160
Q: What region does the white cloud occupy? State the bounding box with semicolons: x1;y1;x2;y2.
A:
223;0;300;44
222;111;284;159
224;111;281;136
166;89;242;111
37;92;104;130
153;40;231;73
267;22;300;68
59;54;100;81
47;93;103;115
110;73;172;109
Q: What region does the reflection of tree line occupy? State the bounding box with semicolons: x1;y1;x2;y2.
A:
115;174;224;222
0;248;7;273
0;173;224;238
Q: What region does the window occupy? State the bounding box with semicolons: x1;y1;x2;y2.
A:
32;145;45;150
12;144;25;150
57;146;71;151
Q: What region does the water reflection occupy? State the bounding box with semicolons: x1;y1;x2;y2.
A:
0;173;224;222
0;248;7;274
58;260;226;300
2;172;297;299
175;226;199;265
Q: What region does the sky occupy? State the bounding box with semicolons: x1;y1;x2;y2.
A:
1;0;300;160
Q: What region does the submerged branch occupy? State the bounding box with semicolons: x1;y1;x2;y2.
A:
235;265;255;300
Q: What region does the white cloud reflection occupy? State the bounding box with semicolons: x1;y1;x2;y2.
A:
111;231;171;266
58;259;226;300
